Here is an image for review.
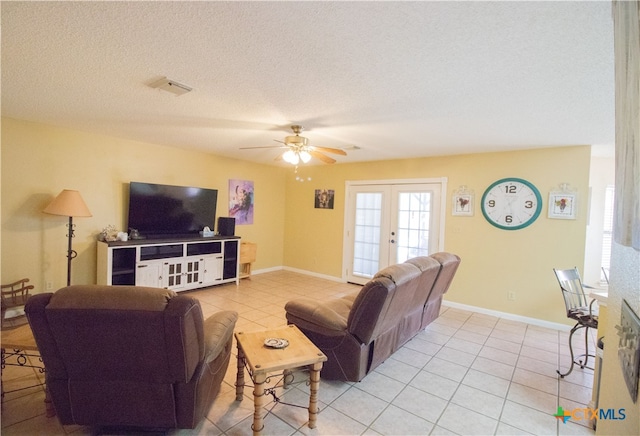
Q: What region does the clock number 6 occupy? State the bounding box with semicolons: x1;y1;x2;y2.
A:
505;215;513;223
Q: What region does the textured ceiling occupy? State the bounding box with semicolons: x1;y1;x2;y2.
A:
1;1;615;166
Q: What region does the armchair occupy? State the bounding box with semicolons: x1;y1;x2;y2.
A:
25;285;237;430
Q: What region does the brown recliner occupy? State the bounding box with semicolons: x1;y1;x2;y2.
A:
25;285;237;430
285;252;461;382
407;252;461;329
425;252;461;327
286;262;423;382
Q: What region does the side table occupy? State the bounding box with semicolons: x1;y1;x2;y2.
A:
1;323;55;417
235;324;327;435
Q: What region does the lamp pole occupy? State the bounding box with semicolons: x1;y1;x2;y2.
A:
65;216;78;286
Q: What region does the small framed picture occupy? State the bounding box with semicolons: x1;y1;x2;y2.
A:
315;189;335;209
452;188;474;216
548;192;577;219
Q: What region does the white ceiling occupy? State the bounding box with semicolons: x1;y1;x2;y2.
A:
1;1;615;166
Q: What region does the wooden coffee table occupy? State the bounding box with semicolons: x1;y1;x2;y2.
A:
235;324;327;435
1;323;55;417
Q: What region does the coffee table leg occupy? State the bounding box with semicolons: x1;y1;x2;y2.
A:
252;372;266;436
308;362;322;429
235;345;245;401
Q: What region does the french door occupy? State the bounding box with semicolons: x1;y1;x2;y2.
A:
344;179;446;284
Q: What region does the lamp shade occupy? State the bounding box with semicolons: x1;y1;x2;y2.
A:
43;190;92;217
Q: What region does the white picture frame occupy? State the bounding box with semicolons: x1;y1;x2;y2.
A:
452;192;474;216
548;191;577;219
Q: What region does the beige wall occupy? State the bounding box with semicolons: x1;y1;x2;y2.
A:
283;146;591;325
1;117;287;289
597;243;640;435
596;1;640;433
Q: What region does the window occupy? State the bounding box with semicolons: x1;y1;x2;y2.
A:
601;185;615;283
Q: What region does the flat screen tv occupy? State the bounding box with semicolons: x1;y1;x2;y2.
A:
127;181;218;239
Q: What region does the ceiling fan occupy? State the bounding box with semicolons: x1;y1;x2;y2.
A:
241;125;347;164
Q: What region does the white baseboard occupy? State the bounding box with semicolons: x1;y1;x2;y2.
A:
250;266;284;275
282;266;345;282
250;266;344;283
248;267;570;331
442;299;571;331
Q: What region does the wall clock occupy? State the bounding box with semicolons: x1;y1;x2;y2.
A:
481;178;542;230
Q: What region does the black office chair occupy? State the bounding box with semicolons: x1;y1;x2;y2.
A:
554;267;598;378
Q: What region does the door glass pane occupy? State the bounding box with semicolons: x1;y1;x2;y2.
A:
396;192;432;263
353;192;383;278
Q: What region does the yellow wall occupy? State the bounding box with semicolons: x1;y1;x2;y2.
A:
2;117;591;326
1;117;286;289
283;146;591;325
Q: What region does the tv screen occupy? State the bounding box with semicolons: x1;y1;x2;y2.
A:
127;181;218;239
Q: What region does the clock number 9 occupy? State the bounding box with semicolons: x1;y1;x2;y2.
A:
504;185;517;194
525;200;534;209
487;200;495;207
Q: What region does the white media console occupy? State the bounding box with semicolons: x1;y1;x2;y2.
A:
97;236;240;292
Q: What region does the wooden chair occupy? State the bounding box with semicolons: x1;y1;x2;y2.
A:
1;278;33;329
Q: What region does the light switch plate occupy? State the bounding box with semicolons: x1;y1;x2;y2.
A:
617;299;640;403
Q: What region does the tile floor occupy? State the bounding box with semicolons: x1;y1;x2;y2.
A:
1;270;597;435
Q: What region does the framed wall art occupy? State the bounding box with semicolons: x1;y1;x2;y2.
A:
548;183;577;220
315;189;335;209
452;185;474;216
229;179;254;224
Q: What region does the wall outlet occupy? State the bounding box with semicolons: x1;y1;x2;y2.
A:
507;291;516;301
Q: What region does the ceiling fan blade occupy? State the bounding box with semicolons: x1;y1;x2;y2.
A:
309;150;336;164
310;146;347;156
239;145;287;150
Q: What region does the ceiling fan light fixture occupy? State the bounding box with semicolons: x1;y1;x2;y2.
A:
285;135;308;146
283;149;299;165
299;150;311;163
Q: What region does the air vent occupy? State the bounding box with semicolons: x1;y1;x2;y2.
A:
149;77;192;96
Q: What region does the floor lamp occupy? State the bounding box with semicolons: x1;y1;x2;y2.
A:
44;190;92;286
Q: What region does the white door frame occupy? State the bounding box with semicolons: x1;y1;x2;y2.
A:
342;177;448;282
